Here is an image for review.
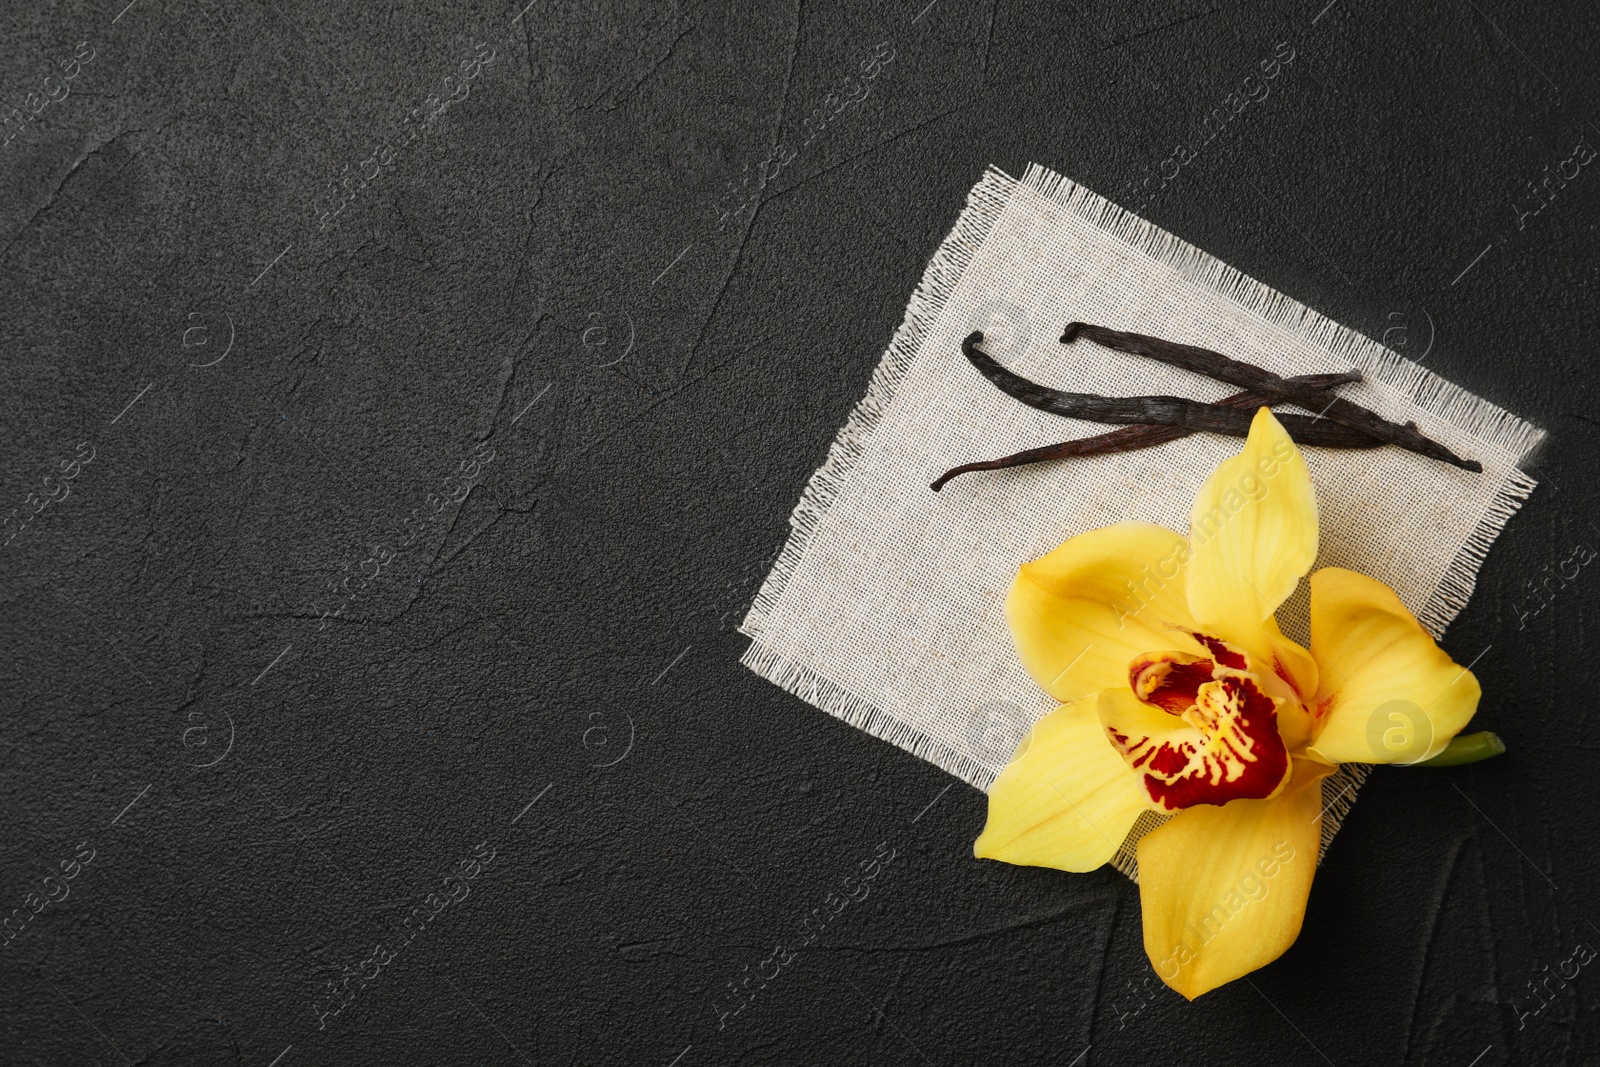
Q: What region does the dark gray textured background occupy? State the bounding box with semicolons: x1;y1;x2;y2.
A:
1;0;1595;1064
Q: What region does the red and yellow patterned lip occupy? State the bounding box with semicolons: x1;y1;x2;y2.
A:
1107;644;1291;812
1129;651;1215;713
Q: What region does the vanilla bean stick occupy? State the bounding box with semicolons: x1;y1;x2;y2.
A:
962;332;1378;442
930;373;1378;491
1060;322;1482;472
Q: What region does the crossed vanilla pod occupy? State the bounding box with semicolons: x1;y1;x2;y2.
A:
932;322;1479;490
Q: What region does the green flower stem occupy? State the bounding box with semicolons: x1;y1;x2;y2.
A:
1414;731;1507;767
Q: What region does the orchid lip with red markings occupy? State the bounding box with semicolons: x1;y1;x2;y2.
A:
1108;641;1292;812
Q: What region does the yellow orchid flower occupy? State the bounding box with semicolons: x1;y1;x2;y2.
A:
974;407;1486;1000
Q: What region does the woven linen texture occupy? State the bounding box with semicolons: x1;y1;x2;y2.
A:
740;164;1542;879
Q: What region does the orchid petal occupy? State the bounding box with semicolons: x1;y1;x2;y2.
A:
1184;408;1319;700
1137;758;1334;1000
1305;567;1482;764
975;701;1153;873
1006;522;1200;703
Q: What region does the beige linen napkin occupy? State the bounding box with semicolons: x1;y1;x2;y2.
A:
740;164;1542;878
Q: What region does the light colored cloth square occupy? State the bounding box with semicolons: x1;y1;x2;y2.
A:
739;164;1542;878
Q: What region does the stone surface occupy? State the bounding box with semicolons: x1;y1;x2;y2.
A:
0;1;1594;1064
